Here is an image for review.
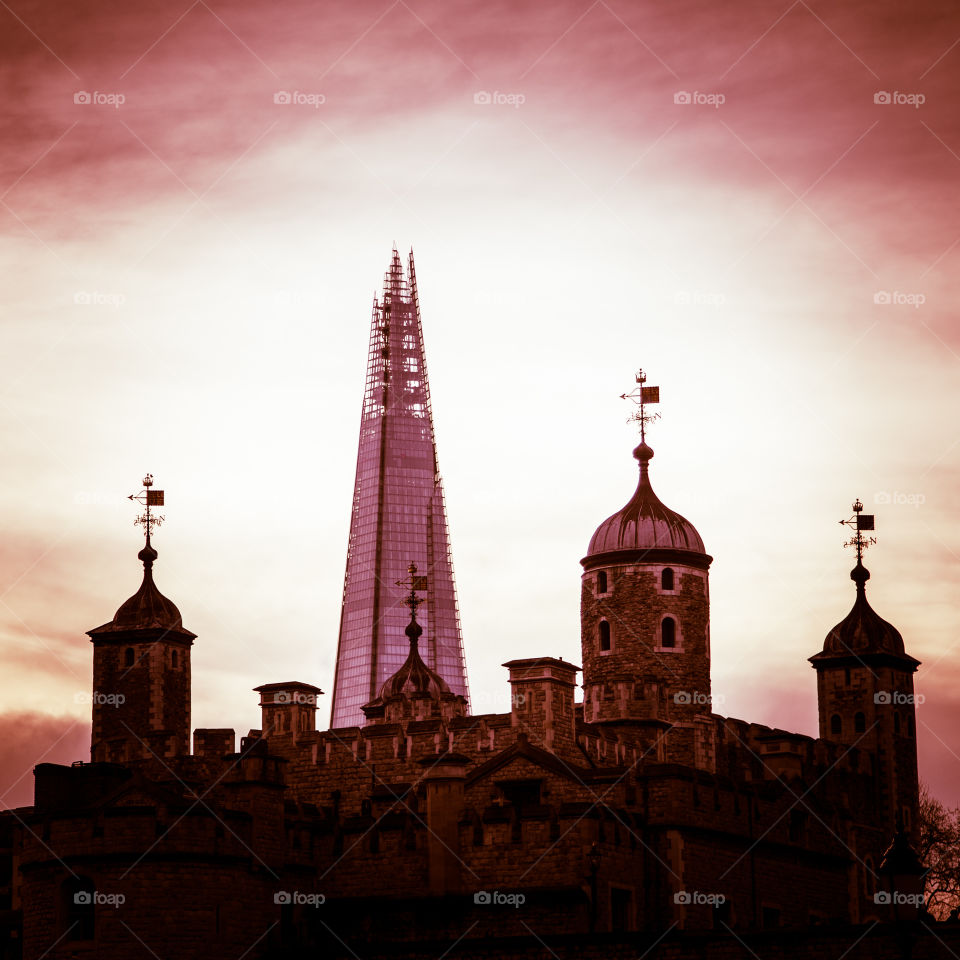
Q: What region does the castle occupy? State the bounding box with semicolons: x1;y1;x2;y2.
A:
0;381;942;960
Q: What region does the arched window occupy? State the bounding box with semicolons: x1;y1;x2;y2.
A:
830;714;842;735
171;649;178;669
854;712;865;733
124;647;135;668
598;620;611;652
597;571;608;594
661;617;676;648
661;568;674;591
62;876;96;940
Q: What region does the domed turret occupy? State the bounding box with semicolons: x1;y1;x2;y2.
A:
580;373;715;771
361;574;467;725
814;561;911;660
586;442;706;561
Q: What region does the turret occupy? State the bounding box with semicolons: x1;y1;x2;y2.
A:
580;372;714;769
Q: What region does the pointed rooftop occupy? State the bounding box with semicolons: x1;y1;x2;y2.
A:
88;535;195;638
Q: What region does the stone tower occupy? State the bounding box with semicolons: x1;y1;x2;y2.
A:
810;557;921;841
87;534;195;762
580;384;714;768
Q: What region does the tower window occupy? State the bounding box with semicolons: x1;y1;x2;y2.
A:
844;667;851;685
894;712;901;735
62;876;96;940
597;570;608;594
830;714;842;736
599;620;611;652
854;712;865;733
124;647;135;668
661;568;674;591
660;616;676;648
171;649;178;669
908;717;915;738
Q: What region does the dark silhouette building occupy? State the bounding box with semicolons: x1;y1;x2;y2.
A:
0;274;939;958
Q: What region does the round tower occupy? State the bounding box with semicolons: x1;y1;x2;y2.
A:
580;387;714;768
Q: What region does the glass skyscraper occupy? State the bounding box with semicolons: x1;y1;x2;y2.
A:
329;249;470;728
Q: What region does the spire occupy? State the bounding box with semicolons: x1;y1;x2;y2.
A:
585;369;707;561
88;474;194;638
331;251;470;727
810;499;916;666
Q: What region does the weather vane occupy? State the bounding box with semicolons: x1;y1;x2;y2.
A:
128;473;165;539
395;562;428;617
839;498;876;564
620;368;660;442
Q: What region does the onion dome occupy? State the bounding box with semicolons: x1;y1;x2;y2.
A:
362;617;466;722
88;536;195;638
810;561;918;669
584;441;708;568
380;620;451;700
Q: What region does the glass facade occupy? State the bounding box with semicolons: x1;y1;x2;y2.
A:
330;250;470;728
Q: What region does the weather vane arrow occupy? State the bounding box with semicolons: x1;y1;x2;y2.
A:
129;473;165;539
621;368;660;442
839;497;876;564
395;562;428;617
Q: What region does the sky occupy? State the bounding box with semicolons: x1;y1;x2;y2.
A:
1;0;959;809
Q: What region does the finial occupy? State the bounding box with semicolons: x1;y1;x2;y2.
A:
395;562;428;644
128;474;165;551
620;368;660;446
839;498;876;590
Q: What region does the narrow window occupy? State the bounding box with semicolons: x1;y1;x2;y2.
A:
599;620;611;652
844;667;851;685
661;617;676;648
830;714;842;735
62;876;96;940
894;712;901;735
661;568;674;591
597;570;608;594
171;649;178;669
908;717;915;738
124;647;135;667
854;711;865;733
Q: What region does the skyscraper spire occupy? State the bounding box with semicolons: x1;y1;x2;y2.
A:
330;250;470;728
